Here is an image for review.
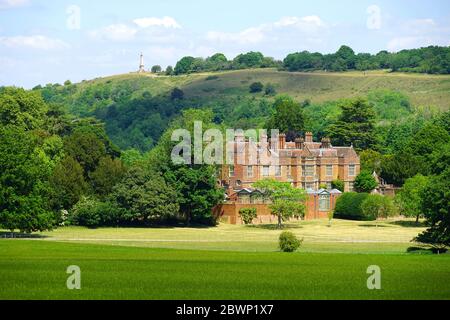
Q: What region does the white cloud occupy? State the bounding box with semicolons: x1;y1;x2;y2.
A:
0;35;69;50
89;24;137;42
274;15;325;30
386;18;449;51
0;0;29;10
206;15;327;46
133;16;181;29
89;17;182;43
206;27;265;45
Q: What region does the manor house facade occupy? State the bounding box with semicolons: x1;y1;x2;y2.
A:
215;132;360;224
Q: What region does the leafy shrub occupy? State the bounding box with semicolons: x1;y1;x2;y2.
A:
279;231;303;252
69;197;123;228
331;179;345;192
69;197;101;228
361;194;396;223
239;208;258;225
170;87;184;100
249;82;264;93
205;75;219;81
334;192;372;221
265;84;276;96
354;171;378;193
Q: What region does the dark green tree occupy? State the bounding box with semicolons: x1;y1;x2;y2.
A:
90;156;127;198
150;109;225;225
165;65;174;75
64;131;107;176
249;82;264;93
174;56;196;74
151;65;162;73
380;153;427;186
266;96;305;141
111;166;179;224
414;168;450;253
50;156;88;210
327;98;377;150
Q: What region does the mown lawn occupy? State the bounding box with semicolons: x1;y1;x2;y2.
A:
0;240;449;300
9;218;426;254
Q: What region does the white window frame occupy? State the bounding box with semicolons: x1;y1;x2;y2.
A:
275;166;281;177
349;164;356;177
326;165;333;177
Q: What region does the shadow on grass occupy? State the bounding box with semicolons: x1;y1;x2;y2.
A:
0;232;48;239
389;220;426;228
87;223;218;230
246;224;303;230
358;224;390;228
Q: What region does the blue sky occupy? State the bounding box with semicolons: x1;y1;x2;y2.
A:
1;0;449;88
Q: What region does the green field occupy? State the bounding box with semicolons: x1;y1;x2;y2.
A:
1;219;449;300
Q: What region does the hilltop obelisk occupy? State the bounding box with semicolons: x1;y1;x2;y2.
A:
138;53;145;73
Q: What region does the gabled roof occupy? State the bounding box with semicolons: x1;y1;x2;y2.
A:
334;146;358;158
307;189;342;195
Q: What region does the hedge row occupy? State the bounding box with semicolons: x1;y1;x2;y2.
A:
334;192;375;221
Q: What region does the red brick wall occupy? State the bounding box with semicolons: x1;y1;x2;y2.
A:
214;193;341;224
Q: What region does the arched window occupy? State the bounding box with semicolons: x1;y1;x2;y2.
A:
319;193;331;211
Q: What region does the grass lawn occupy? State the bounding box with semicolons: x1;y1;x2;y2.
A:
1;219;449;300
0;240;449;300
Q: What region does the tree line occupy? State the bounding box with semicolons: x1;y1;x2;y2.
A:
0;88;223;233
170;45;450;75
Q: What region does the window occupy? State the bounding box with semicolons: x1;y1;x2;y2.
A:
262;166;270;177
349;164;356;176
326;165;333;176
246;166;253;177
229;165;235;177
306;183;315;190
287;165;292;178
275;166;281;177
349;182;354;192
319;194;331;211
304;165;315;177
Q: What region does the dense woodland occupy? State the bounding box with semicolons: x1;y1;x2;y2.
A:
169;45;450;75
1;49;449;248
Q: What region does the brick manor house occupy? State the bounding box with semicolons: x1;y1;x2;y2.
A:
214;132;360;224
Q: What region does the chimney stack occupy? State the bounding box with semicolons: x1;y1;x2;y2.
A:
295;137;304;149
321;137;331;149
278;133;286;150
305;132;313;143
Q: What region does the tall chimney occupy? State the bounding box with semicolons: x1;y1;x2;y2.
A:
305;132;313;143
278;133;286;150
321;137;331;149
295;137;304;149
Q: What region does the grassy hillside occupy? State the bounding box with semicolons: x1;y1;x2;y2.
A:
38;69;450;151
85;69;450;111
